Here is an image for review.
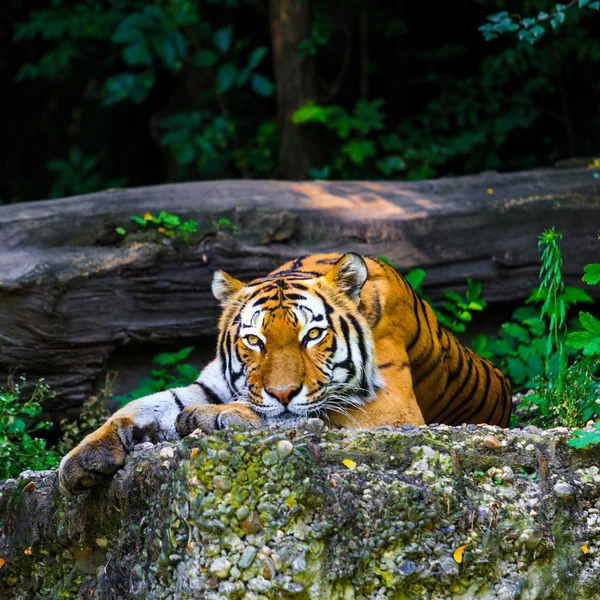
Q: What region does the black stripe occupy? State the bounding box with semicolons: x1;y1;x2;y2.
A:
456;359;491;424
413;340;445;388
332;316;355;380
427;340;464;417
291;256;307;270
406;288;422;352
413;297;433;368
348;314;368;392
192;382;224;405
433;345;475;422
483;383;503;426
448;362;481;425
171;391;184;410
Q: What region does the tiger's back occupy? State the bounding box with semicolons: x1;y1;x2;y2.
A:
270;253;512;427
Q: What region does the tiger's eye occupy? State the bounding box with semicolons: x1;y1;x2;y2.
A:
246;334;260;345
307;328;322;340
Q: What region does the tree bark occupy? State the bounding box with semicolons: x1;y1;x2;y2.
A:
270;0;323;179
1;424;599;599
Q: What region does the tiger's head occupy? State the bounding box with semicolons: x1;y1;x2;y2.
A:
211;253;381;426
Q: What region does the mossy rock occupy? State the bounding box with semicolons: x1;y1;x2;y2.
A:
1;423;600;599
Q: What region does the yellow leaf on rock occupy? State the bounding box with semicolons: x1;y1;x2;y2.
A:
582;544;589;554
453;545;468;564
487;188;494;195
190;448;199;459
342;459;356;469
143;212;154;221
24;548;32;556
0;557;5;568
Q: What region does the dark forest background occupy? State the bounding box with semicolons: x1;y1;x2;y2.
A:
2;0;599;205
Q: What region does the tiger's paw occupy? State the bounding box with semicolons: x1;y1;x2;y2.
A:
175;402;263;438
58;417;134;495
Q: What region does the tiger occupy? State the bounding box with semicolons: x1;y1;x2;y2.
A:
59;253;512;494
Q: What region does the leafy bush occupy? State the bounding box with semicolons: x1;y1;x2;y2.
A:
6;0;600;203
116;211;199;242
0;379;60;480
114;346;199;407
56;374;114;456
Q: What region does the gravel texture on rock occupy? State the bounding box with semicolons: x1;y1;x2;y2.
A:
1;423;600;599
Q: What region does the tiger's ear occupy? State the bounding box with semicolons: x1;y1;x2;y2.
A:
324;253;368;302
212;270;244;306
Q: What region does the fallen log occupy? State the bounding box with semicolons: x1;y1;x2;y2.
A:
1;423;599;599
0;169;599;417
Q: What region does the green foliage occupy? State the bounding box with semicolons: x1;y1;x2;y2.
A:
567;312;600;356
472;306;547;388
0;379;60;480
519;359;600;428
117;211;199;242
292;100;411;179
114;346;199;407
212;216;238;233
47;146;127;198
7;0;600;201
56;374;114;456
569;422;600;448
480;2;600;45
436;280;487;334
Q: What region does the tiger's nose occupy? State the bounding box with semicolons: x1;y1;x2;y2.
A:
266;385;301;405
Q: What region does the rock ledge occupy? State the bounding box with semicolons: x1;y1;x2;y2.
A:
1;424;599;599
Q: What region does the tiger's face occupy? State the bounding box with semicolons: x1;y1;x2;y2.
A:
211;254;381;426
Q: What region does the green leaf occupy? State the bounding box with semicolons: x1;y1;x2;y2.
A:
488;11;509;23
216;64;236;93
579;0;591;7
130;215;147;226
172;142;195;165
405;268;426;291
353;99;385;134
248;47;268;70
589;1;600;9
568;428;600;448
342;139;376;165
507;357;527;384
176;363;199;382
214;25;233;54
583;264;600;286
251;73;274;97
123;40;152;67
562;286;594;305
377;155;406;175
172;346;195;361
115;227;127;236
195;49;218;68
444;291;463;305
292;102;328;124
580;311;600;335
153;352;178;366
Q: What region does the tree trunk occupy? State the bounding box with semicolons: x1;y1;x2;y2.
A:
1;424;599;599
270;0;322;179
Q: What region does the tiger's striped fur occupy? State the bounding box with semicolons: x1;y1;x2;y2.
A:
58;252;511;494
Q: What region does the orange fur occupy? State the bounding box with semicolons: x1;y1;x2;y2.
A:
223;253;512;429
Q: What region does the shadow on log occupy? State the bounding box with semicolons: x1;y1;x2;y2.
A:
1;423;600;599
0;170;599;416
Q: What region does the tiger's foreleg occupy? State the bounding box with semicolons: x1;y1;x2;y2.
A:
58;359;260;494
